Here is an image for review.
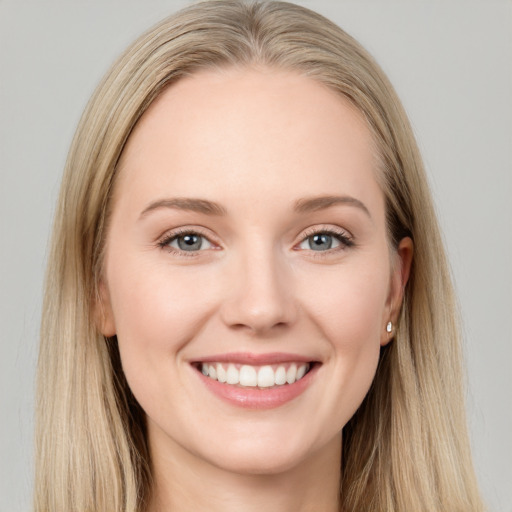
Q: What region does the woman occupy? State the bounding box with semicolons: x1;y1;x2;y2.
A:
36;1;485;510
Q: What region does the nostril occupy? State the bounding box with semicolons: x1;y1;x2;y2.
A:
228;319;290;335
220;295;297;334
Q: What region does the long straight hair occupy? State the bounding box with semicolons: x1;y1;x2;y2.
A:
36;1;484;510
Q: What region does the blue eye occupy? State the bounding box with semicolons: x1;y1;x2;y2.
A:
299;233;341;251
297;229;353;252
166;233;213;252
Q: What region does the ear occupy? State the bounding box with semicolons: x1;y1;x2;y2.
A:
381;236;413;346
95;278;116;337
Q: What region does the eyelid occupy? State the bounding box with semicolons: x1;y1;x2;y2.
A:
294;225;355;251
168;233;214;251
157;226;221;255
156;224;354;257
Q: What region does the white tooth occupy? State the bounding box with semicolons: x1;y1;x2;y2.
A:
239;365;257;387
208;364;217;380
257;365;275;388
296;363;308;380
201;363;209;376
286;364;297;384
275;366;287;385
216;363;227;383
226;364;239;385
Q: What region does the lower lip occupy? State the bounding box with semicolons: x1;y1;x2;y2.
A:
194;364;318;409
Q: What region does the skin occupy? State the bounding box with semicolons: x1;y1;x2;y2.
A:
99;66;412;512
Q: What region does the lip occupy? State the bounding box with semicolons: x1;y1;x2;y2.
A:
190;351;314;365
190;353;320;410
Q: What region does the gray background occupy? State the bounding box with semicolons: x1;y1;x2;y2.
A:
1;1;511;510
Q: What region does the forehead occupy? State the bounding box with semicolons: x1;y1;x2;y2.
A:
115;66;383;220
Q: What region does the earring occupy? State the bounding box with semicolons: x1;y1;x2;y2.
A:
386;321;393;333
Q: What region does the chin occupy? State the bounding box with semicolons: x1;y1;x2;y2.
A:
197;429;332;477
208;447;306;476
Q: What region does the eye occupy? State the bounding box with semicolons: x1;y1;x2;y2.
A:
161;231;214;252
299;233;340;251
297;228;354;252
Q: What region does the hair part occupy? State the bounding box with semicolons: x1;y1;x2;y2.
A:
36;1;484;511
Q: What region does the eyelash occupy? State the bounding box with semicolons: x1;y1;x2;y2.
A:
297;226;355;256
157;227;216;258
157;226;355;257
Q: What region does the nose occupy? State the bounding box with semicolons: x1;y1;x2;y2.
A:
219;246;297;335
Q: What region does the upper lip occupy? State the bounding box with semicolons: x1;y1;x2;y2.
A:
190;352;316;365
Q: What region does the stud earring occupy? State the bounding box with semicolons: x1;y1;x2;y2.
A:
386;321;393;333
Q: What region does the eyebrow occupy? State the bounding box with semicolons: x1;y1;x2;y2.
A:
139;194;370;219
294;195;371;218
139;197;227;218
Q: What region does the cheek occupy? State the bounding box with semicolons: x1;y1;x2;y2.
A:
110;256;216;336
105;256;219;393
297;262;388;421
298;261;389;347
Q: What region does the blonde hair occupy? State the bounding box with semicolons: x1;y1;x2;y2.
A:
36;1;484;511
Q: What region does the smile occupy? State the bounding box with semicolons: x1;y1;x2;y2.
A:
199;362;311;388
191;354;319;409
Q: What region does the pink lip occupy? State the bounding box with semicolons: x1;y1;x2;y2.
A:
191;357;319;410
191;351;314;365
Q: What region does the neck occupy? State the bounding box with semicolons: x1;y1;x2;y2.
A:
147;430;341;512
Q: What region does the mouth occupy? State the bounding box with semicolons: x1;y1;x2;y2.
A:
193;361;313;389
190;353;320;409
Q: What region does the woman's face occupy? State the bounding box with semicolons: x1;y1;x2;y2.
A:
100;67;411;476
